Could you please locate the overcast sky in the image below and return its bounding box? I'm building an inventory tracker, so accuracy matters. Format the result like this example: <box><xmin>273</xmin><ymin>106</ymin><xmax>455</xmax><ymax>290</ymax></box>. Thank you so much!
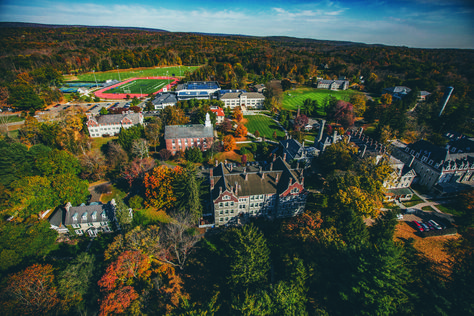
<box><xmin>1</xmin><ymin>0</ymin><xmax>473</xmax><ymax>49</ymax></box>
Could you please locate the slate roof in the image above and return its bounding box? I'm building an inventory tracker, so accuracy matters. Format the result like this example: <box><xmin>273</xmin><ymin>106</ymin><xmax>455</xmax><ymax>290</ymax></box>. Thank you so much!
<box><xmin>49</xmin><ymin>202</ymin><xmax>115</xmax><ymax>227</ymax></box>
<box><xmin>448</xmin><ymin>138</ymin><xmax>474</xmax><ymax>153</ymax></box>
<box><xmin>317</xmin><ymin>79</ymin><xmax>348</xmax><ymax>85</ymax></box>
<box><xmin>152</xmin><ymin>92</ymin><xmax>177</xmax><ymax>105</ymax></box>
<box><xmin>220</xmin><ymin>92</ymin><xmax>265</xmax><ymax>100</ymax></box>
<box><xmin>93</xmin><ymin>113</ymin><xmax>142</xmax><ymax>125</ymax></box>
<box><xmin>280</xmin><ymin>139</ymin><xmax>304</xmax><ymax>160</ymax></box>
<box><xmin>384</xmin><ymin>86</ymin><xmax>412</xmax><ymax>94</ymax></box>
<box><xmin>210</xmin><ymin>157</ymin><xmax>301</xmax><ymax>200</ymax></box>
<box><xmin>164</xmin><ymin>124</ymin><xmax>213</xmax><ymax>139</ymax></box>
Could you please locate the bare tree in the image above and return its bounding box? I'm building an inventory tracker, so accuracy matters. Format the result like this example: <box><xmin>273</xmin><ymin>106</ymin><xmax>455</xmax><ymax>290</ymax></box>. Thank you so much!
<box><xmin>0</xmin><ymin>115</ymin><xmax>9</xmax><ymax>137</ymax></box>
<box><xmin>106</xmin><ymin>141</ymin><xmax>129</xmax><ymax>169</ymax></box>
<box><xmin>145</xmin><ymin>119</ymin><xmax>162</xmax><ymax>153</ymax></box>
<box><xmin>131</xmin><ymin>138</ymin><xmax>149</xmax><ymax>160</ymax></box>
<box><xmin>157</xmin><ymin>213</ymin><xmax>202</xmax><ymax>270</ymax></box>
<box><xmin>79</xmin><ymin>150</ymin><xmax>106</xmax><ymax>181</ymax></box>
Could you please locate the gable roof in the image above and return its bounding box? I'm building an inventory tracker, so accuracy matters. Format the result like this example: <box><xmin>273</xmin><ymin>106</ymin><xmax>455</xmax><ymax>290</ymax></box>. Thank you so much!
<box><xmin>49</xmin><ymin>201</ymin><xmax>115</xmax><ymax>227</ymax></box>
<box><xmin>152</xmin><ymin>92</ymin><xmax>177</xmax><ymax>105</ymax></box>
<box><xmin>90</xmin><ymin>112</ymin><xmax>142</xmax><ymax>125</ymax></box>
<box><xmin>220</xmin><ymin>92</ymin><xmax>265</xmax><ymax>100</ymax></box>
<box><xmin>280</xmin><ymin>139</ymin><xmax>304</xmax><ymax>160</ymax></box>
<box><xmin>164</xmin><ymin>124</ymin><xmax>214</xmax><ymax>139</ymax></box>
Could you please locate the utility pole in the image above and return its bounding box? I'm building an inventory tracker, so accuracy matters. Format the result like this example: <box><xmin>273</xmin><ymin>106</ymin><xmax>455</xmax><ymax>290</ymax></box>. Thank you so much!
<box><xmin>116</xmin><ymin>65</ymin><xmax>121</xmax><ymax>81</ymax></box>
<box><xmin>93</xmin><ymin>70</ymin><xmax>98</xmax><ymax>88</ymax></box>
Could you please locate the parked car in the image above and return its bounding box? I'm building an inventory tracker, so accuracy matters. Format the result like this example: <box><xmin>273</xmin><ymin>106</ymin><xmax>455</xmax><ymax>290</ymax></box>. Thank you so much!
<box><xmin>421</xmin><ymin>222</ymin><xmax>431</xmax><ymax>231</ymax></box>
<box><xmin>428</xmin><ymin>220</ymin><xmax>442</xmax><ymax>230</ymax></box>
<box><xmin>413</xmin><ymin>221</ymin><xmax>424</xmax><ymax>232</ymax></box>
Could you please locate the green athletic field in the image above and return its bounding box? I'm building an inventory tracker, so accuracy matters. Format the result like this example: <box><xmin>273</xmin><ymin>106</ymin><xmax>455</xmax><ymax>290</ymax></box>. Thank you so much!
<box><xmin>282</xmin><ymin>87</ymin><xmax>357</xmax><ymax>112</ymax></box>
<box><xmin>67</xmin><ymin>66</ymin><xmax>200</xmax><ymax>82</ymax></box>
<box><xmin>244</xmin><ymin>115</ymin><xmax>286</xmax><ymax>140</ymax></box>
<box><xmin>104</xmin><ymin>79</ymin><xmax>169</xmax><ymax>95</ymax></box>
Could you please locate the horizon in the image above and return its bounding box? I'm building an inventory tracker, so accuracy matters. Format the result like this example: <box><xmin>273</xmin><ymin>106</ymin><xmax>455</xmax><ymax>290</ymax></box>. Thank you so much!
<box><xmin>0</xmin><ymin>0</ymin><xmax>473</xmax><ymax>50</ymax></box>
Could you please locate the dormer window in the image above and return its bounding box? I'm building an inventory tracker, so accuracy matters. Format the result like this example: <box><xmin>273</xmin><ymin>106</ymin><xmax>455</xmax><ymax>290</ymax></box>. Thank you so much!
<box><xmin>92</xmin><ymin>211</ymin><xmax>97</xmax><ymax>220</ymax></box>
<box><xmin>101</xmin><ymin>211</ymin><xmax>107</xmax><ymax>219</ymax></box>
<box><xmin>410</xmin><ymin>150</ymin><xmax>415</xmax><ymax>155</ymax></box>
<box><xmin>72</xmin><ymin>213</ymin><xmax>78</xmax><ymax>221</ymax></box>
<box><xmin>405</xmin><ymin>147</ymin><xmax>409</xmax><ymax>152</ymax></box>
<box><xmin>416</xmin><ymin>153</ymin><xmax>420</xmax><ymax>158</ymax></box>
<box><xmin>82</xmin><ymin>212</ymin><xmax>88</xmax><ymax>220</ymax></box>
<box><xmin>429</xmin><ymin>160</ymin><xmax>434</xmax><ymax>165</ymax></box>
<box><xmin>223</xmin><ymin>195</ymin><xmax>230</xmax><ymax>200</ymax></box>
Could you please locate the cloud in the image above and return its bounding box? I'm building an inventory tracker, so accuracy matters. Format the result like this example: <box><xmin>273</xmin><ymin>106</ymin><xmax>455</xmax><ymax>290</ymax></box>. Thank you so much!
<box><xmin>0</xmin><ymin>1</ymin><xmax>472</xmax><ymax>48</ymax></box>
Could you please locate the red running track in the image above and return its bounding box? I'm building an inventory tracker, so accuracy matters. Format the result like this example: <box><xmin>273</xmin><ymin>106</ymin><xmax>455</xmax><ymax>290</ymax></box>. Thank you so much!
<box><xmin>94</xmin><ymin>77</ymin><xmax>179</xmax><ymax>100</ymax></box>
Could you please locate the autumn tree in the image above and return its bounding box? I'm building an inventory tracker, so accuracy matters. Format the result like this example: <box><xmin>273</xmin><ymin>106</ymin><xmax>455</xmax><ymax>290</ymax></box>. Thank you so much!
<box><xmin>349</xmin><ymin>93</ymin><xmax>367</xmax><ymax>116</ymax></box>
<box><xmin>121</xmin><ymin>157</ymin><xmax>155</xmax><ymax>188</ymax></box>
<box><xmin>144</xmin><ymin>165</ymin><xmax>183</xmax><ymax>210</ymax></box>
<box><xmin>223</xmin><ymin>135</ymin><xmax>236</xmax><ymax>152</ymax></box>
<box><xmin>254</xmin><ymin>129</ymin><xmax>260</xmax><ymax>138</ymax></box>
<box><xmin>220</xmin><ymin>118</ymin><xmax>233</xmax><ymax>134</ymax></box>
<box><xmin>235</xmin><ymin>123</ymin><xmax>248</xmax><ymax>137</ymax></box>
<box><xmin>159</xmin><ymin>148</ymin><xmax>172</xmax><ymax>161</ymax></box>
<box><xmin>2</xmin><ymin>264</ymin><xmax>59</xmax><ymax>315</ymax></box>
<box><xmin>381</xmin><ymin>93</ymin><xmax>393</xmax><ymax>105</ymax></box>
<box><xmin>328</xmin><ymin>100</ymin><xmax>355</xmax><ymax>129</ymax></box>
<box><xmin>294</xmin><ymin>114</ymin><xmax>309</xmax><ymax>131</ymax></box>
<box><xmin>105</xmin><ymin>141</ymin><xmax>128</xmax><ymax>171</ymax></box>
<box><xmin>79</xmin><ymin>149</ymin><xmax>106</xmax><ymax>181</ymax></box>
<box><xmin>233</xmin><ymin>107</ymin><xmax>243</xmax><ymax>122</ymax></box>
<box><xmin>241</xmin><ymin>154</ymin><xmax>247</xmax><ymax>165</ymax></box>
<box><xmin>162</xmin><ymin>106</ymin><xmax>190</xmax><ymax>126</ymax></box>
<box><xmin>131</xmin><ymin>138</ymin><xmax>149</xmax><ymax>159</ymax></box>
<box><xmin>145</xmin><ymin>117</ymin><xmax>162</xmax><ymax>152</ymax></box>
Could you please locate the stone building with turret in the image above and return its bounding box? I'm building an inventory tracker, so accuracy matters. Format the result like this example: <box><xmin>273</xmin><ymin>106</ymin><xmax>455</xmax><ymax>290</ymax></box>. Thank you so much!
<box><xmin>209</xmin><ymin>156</ymin><xmax>308</xmax><ymax>226</ymax></box>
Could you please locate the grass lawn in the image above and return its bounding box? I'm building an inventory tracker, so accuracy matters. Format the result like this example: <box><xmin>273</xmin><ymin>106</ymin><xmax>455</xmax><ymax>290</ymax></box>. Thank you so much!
<box><xmin>133</xmin><ymin>208</ymin><xmax>172</xmax><ymax>226</ymax></box>
<box><xmin>422</xmin><ymin>206</ymin><xmax>436</xmax><ymax>212</ymax></box>
<box><xmin>66</xmin><ymin>66</ymin><xmax>200</xmax><ymax>82</ymax></box>
<box><xmin>0</xmin><ymin>115</ymin><xmax>24</xmax><ymax>123</ymax></box>
<box><xmin>91</xmin><ymin>136</ymin><xmax>118</xmax><ymax>151</ymax></box>
<box><xmin>282</xmin><ymin>87</ymin><xmax>358</xmax><ymax>112</ymax></box>
<box><xmin>101</xmin><ymin>185</ymin><xmax>126</xmax><ymax>204</ymax></box>
<box><xmin>104</xmin><ymin>79</ymin><xmax>168</xmax><ymax>94</ymax></box>
<box><xmin>402</xmin><ymin>194</ymin><xmax>424</xmax><ymax>207</ymax></box>
<box><xmin>437</xmin><ymin>204</ymin><xmax>463</xmax><ymax>217</ymax></box>
<box><xmin>243</xmin><ymin>115</ymin><xmax>285</xmax><ymax>140</ymax></box>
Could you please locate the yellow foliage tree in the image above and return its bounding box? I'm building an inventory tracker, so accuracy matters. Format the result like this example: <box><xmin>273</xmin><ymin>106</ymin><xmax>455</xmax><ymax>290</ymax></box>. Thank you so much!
<box><xmin>381</xmin><ymin>93</ymin><xmax>393</xmax><ymax>105</ymax></box>
<box><xmin>233</xmin><ymin>107</ymin><xmax>243</xmax><ymax>122</ymax></box>
<box><xmin>144</xmin><ymin>165</ymin><xmax>183</xmax><ymax>210</ymax></box>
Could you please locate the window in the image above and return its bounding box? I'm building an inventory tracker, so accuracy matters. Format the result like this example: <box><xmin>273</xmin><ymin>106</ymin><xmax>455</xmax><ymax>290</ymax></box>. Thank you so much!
<box><xmin>219</xmin><ymin>202</ymin><xmax>223</xmax><ymax>207</ymax></box>
<box><xmin>225</xmin><ymin>217</ymin><xmax>229</xmax><ymax>221</ymax></box>
<box><xmin>219</xmin><ymin>211</ymin><xmax>223</xmax><ymax>215</ymax></box>
<box><xmin>231</xmin><ymin>202</ymin><xmax>234</xmax><ymax>206</ymax></box>
<box><xmin>225</xmin><ymin>210</ymin><xmax>229</xmax><ymax>214</ymax></box>
<box><xmin>219</xmin><ymin>218</ymin><xmax>223</xmax><ymax>222</ymax></box>
<box><xmin>82</xmin><ymin>212</ymin><xmax>88</xmax><ymax>220</ymax></box>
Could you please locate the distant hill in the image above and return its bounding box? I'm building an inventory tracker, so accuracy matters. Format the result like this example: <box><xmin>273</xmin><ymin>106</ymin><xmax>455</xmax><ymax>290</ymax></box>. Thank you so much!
<box><xmin>0</xmin><ymin>22</ymin><xmax>169</xmax><ymax>33</ymax></box>
<box><xmin>0</xmin><ymin>21</ymin><xmax>380</xmax><ymax>48</ymax></box>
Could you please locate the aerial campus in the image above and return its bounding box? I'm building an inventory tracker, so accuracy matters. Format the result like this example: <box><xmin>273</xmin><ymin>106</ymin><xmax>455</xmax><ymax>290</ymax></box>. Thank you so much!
<box><xmin>0</xmin><ymin>23</ymin><xmax>473</xmax><ymax>316</ymax></box>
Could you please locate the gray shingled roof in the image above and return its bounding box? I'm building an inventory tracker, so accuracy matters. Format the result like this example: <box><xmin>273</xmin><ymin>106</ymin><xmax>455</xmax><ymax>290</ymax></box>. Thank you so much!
<box><xmin>164</xmin><ymin>124</ymin><xmax>214</xmax><ymax>139</ymax></box>
<box><xmin>220</xmin><ymin>92</ymin><xmax>264</xmax><ymax>100</ymax></box>
<box><xmin>280</xmin><ymin>139</ymin><xmax>304</xmax><ymax>160</ymax></box>
<box><xmin>152</xmin><ymin>92</ymin><xmax>177</xmax><ymax>105</ymax></box>
<box><xmin>48</xmin><ymin>202</ymin><xmax>115</xmax><ymax>227</ymax></box>
<box><xmin>94</xmin><ymin>113</ymin><xmax>142</xmax><ymax>125</ymax></box>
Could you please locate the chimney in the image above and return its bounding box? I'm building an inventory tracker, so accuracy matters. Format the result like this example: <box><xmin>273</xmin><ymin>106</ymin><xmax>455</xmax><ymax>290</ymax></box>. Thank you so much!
<box><xmin>296</xmin><ymin>162</ymin><xmax>299</xmax><ymax>170</ymax></box>
<box><xmin>283</xmin><ymin>153</ymin><xmax>287</xmax><ymax>161</ymax></box>
<box><xmin>224</xmin><ymin>159</ymin><xmax>227</xmax><ymax>165</ymax></box>
<box><xmin>65</xmin><ymin>202</ymin><xmax>72</xmax><ymax>213</ymax></box>
<box><xmin>286</xmin><ymin>142</ymin><xmax>289</xmax><ymax>148</ymax></box>
<box><xmin>360</xmin><ymin>127</ymin><xmax>364</xmax><ymax>136</ymax></box>
<box><xmin>210</xmin><ymin>178</ymin><xmax>214</xmax><ymax>189</ymax></box>
<box><xmin>245</xmin><ymin>173</ymin><xmax>248</xmax><ymax>181</ymax></box>
<box><xmin>239</xmin><ymin>185</ymin><xmax>241</xmax><ymax>192</ymax></box>
<box><xmin>289</xmin><ymin>178</ymin><xmax>293</xmax><ymax>185</ymax></box>
<box><xmin>261</xmin><ymin>172</ymin><xmax>265</xmax><ymax>179</ymax></box>
<box><xmin>210</xmin><ymin>169</ymin><xmax>213</xmax><ymax>177</ymax></box>
<box><xmin>273</xmin><ymin>154</ymin><xmax>276</xmax><ymax>162</ymax></box>
<box><xmin>318</xmin><ymin>119</ymin><xmax>326</xmax><ymax>142</ymax></box>
<box><xmin>215</xmin><ymin>160</ymin><xmax>218</xmax><ymax>167</ymax></box>
<box><xmin>361</xmin><ymin>145</ymin><xmax>367</xmax><ymax>157</ymax></box>
<box><xmin>270</xmin><ymin>163</ymin><xmax>273</xmax><ymax>171</ymax></box>
<box><xmin>230</xmin><ymin>164</ymin><xmax>233</xmax><ymax>172</ymax></box>
<box><xmin>275</xmin><ymin>174</ymin><xmax>279</xmax><ymax>183</ymax></box>
<box><xmin>219</xmin><ymin>187</ymin><xmax>222</xmax><ymax>195</ymax></box>
<box><xmin>409</xmin><ymin>155</ymin><xmax>415</xmax><ymax>167</ymax></box>
<box><xmin>347</xmin><ymin>135</ymin><xmax>351</xmax><ymax>144</ymax></box>
<box><xmin>301</xmin><ymin>176</ymin><xmax>304</xmax><ymax>184</ymax></box>
<box><xmin>235</xmin><ymin>181</ymin><xmax>238</xmax><ymax>193</ymax></box>
<box><xmin>333</xmin><ymin>130</ymin><xmax>338</xmax><ymax>144</ymax></box>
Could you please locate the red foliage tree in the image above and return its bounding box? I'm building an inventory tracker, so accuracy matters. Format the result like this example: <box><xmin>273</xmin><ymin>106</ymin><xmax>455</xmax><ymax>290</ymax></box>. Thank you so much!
<box><xmin>330</xmin><ymin>100</ymin><xmax>355</xmax><ymax>129</ymax></box>
<box><xmin>241</xmin><ymin>154</ymin><xmax>247</xmax><ymax>165</ymax></box>
<box><xmin>2</xmin><ymin>264</ymin><xmax>59</xmax><ymax>315</ymax></box>
<box><xmin>99</xmin><ymin>286</ymin><xmax>139</xmax><ymax>316</ymax></box>
<box><xmin>235</xmin><ymin>123</ymin><xmax>248</xmax><ymax>137</ymax></box>
<box><xmin>122</xmin><ymin>157</ymin><xmax>155</xmax><ymax>187</ymax></box>
<box><xmin>294</xmin><ymin>114</ymin><xmax>309</xmax><ymax>131</ymax></box>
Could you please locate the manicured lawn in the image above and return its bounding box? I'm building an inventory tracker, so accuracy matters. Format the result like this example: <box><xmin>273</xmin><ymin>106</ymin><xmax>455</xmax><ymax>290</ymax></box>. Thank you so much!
<box><xmin>403</xmin><ymin>194</ymin><xmax>424</xmax><ymax>207</ymax></box>
<box><xmin>104</xmin><ymin>79</ymin><xmax>168</xmax><ymax>94</ymax></box>
<box><xmin>422</xmin><ymin>206</ymin><xmax>436</xmax><ymax>212</ymax></box>
<box><xmin>282</xmin><ymin>87</ymin><xmax>358</xmax><ymax>112</ymax></box>
<box><xmin>66</xmin><ymin>66</ymin><xmax>200</xmax><ymax>82</ymax></box>
<box><xmin>243</xmin><ymin>115</ymin><xmax>286</xmax><ymax>140</ymax></box>
<box><xmin>91</xmin><ymin>136</ymin><xmax>118</xmax><ymax>151</ymax></box>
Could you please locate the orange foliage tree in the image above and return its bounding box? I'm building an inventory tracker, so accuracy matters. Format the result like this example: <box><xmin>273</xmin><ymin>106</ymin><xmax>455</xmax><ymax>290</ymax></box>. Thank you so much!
<box><xmin>99</xmin><ymin>286</ymin><xmax>139</xmax><ymax>316</ymax></box>
<box><xmin>2</xmin><ymin>264</ymin><xmax>59</xmax><ymax>315</ymax></box>
<box><xmin>235</xmin><ymin>123</ymin><xmax>248</xmax><ymax>137</ymax></box>
<box><xmin>380</xmin><ymin>93</ymin><xmax>393</xmax><ymax>105</ymax></box>
<box><xmin>223</xmin><ymin>135</ymin><xmax>236</xmax><ymax>152</ymax></box>
<box><xmin>144</xmin><ymin>165</ymin><xmax>183</xmax><ymax>210</ymax></box>
<box><xmin>233</xmin><ymin>107</ymin><xmax>243</xmax><ymax>122</ymax></box>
